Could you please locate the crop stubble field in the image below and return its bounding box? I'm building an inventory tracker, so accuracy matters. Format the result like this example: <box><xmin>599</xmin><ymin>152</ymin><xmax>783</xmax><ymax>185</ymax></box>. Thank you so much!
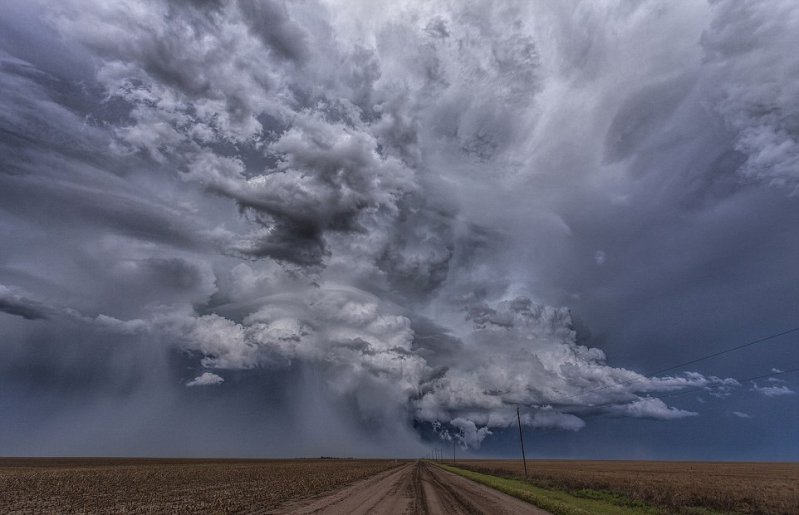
<box><xmin>3</xmin><ymin>458</ymin><xmax>798</xmax><ymax>514</ymax></box>
<box><xmin>0</xmin><ymin>458</ymin><xmax>401</xmax><ymax>513</ymax></box>
<box><xmin>456</xmin><ymin>460</ymin><xmax>799</xmax><ymax>514</ymax></box>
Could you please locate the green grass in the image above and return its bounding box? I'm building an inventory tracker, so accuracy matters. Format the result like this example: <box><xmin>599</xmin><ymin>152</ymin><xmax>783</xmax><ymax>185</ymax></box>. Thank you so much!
<box><xmin>435</xmin><ymin>463</ymin><xmax>667</xmax><ymax>515</ymax></box>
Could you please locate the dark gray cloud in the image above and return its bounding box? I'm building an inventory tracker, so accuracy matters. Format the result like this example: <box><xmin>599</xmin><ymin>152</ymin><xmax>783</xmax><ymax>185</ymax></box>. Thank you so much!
<box><xmin>0</xmin><ymin>286</ymin><xmax>50</xmax><ymax>320</ymax></box>
<box><xmin>238</xmin><ymin>0</ymin><xmax>310</xmax><ymax>63</ymax></box>
<box><xmin>1</xmin><ymin>0</ymin><xmax>798</xmax><ymax>458</ymax></box>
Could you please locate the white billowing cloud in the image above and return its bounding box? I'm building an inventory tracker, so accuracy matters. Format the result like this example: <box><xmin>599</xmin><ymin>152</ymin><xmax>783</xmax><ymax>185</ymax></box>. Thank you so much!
<box><xmin>701</xmin><ymin>0</ymin><xmax>799</xmax><ymax>188</ymax></box>
<box><xmin>412</xmin><ymin>298</ymin><xmax>724</xmax><ymax>433</ymax></box>
<box><xmin>751</xmin><ymin>383</ymin><xmax>796</xmax><ymax>397</ymax></box>
<box><xmin>37</xmin><ymin>284</ymin><xmax>723</xmax><ymax>446</ymax></box>
<box><xmin>186</xmin><ymin>372</ymin><xmax>224</xmax><ymax>387</ymax></box>
<box><xmin>135</xmin><ymin>293</ymin><xmax>723</xmax><ymax>443</ymax></box>
<box><xmin>161</xmin><ymin>285</ymin><xmax>427</xmax><ymax>420</ymax></box>
<box><xmin>2</xmin><ymin>0</ymin><xmax>795</xmax><ymax>454</ymax></box>
<box><xmin>183</xmin><ymin>112</ymin><xmax>416</xmax><ymax>265</ymax></box>
<box><xmin>606</xmin><ymin>397</ymin><xmax>697</xmax><ymax>420</ymax></box>
<box><xmin>450</xmin><ymin>418</ymin><xmax>492</xmax><ymax>449</ymax></box>
<box><xmin>52</xmin><ymin>0</ymin><xmax>280</xmax><ymax>144</ymax></box>
<box><xmin>732</xmin><ymin>411</ymin><xmax>752</xmax><ymax>419</ymax></box>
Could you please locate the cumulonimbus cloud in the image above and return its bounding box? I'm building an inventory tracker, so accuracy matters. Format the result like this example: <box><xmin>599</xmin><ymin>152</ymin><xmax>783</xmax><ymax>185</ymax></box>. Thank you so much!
<box><xmin>1</xmin><ymin>0</ymin><xmax>797</xmax><ymax>453</ymax></box>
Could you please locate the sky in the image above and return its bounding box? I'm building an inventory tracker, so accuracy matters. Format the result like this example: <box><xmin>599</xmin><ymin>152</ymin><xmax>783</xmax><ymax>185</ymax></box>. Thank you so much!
<box><xmin>0</xmin><ymin>0</ymin><xmax>797</xmax><ymax>460</ymax></box>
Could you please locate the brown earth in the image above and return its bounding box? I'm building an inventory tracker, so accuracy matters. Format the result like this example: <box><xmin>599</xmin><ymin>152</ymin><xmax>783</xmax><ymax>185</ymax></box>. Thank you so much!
<box><xmin>275</xmin><ymin>460</ymin><xmax>549</xmax><ymax>514</ymax></box>
<box><xmin>4</xmin><ymin>457</ymin><xmax>796</xmax><ymax>514</ymax></box>
<box><xmin>456</xmin><ymin>459</ymin><xmax>799</xmax><ymax>514</ymax></box>
<box><xmin>0</xmin><ymin>458</ymin><xmax>402</xmax><ymax>513</ymax></box>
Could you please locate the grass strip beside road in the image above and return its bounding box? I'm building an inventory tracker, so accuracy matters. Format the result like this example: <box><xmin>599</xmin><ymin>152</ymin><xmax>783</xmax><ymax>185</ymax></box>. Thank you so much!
<box><xmin>436</xmin><ymin>463</ymin><xmax>709</xmax><ymax>515</ymax></box>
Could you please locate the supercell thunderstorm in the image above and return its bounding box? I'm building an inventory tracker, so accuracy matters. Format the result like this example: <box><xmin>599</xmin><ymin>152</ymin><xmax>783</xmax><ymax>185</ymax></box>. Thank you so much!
<box><xmin>1</xmin><ymin>0</ymin><xmax>798</xmax><ymax>453</ymax></box>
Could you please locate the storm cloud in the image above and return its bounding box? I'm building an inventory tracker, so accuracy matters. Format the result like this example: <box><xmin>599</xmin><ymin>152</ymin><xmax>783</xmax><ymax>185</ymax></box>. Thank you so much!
<box><xmin>1</xmin><ymin>0</ymin><xmax>798</xmax><ymax>457</ymax></box>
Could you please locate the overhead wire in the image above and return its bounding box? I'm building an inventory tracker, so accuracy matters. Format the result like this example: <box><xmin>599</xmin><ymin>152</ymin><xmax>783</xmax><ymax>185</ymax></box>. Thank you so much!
<box><xmin>548</xmin><ymin>325</ymin><xmax>799</xmax><ymax>405</ymax></box>
<box><xmin>656</xmin><ymin>366</ymin><xmax>799</xmax><ymax>400</ymax></box>
<box><xmin>646</xmin><ymin>326</ymin><xmax>799</xmax><ymax>377</ymax></box>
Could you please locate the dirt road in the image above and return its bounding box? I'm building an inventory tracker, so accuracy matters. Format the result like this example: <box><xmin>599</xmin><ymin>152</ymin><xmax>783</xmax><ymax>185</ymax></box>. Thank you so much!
<box><xmin>273</xmin><ymin>461</ymin><xmax>550</xmax><ymax>514</ymax></box>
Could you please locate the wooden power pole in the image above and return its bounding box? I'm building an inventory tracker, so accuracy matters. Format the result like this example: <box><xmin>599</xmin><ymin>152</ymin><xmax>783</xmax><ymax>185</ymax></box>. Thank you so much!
<box><xmin>516</xmin><ymin>406</ymin><xmax>528</xmax><ymax>479</ymax></box>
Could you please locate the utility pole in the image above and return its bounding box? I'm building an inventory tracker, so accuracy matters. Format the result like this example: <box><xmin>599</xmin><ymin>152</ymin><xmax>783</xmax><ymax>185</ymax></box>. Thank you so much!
<box><xmin>516</xmin><ymin>406</ymin><xmax>527</xmax><ymax>479</ymax></box>
<box><xmin>517</xmin><ymin>406</ymin><xmax>528</xmax><ymax>479</ymax></box>
<box><xmin>452</xmin><ymin>439</ymin><xmax>455</xmax><ymax>465</ymax></box>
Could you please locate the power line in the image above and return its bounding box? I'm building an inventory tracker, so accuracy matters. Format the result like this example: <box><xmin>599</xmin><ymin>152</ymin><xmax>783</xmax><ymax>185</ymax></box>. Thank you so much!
<box><xmin>443</xmin><ymin>326</ymin><xmax>798</xmax><ymax>446</ymax></box>
<box><xmin>572</xmin><ymin>366</ymin><xmax>799</xmax><ymax>414</ymax></box>
<box><xmin>554</xmin><ymin>325</ymin><xmax>799</xmax><ymax>404</ymax></box>
<box><xmin>647</xmin><ymin>326</ymin><xmax>799</xmax><ymax>376</ymax></box>
<box><xmin>656</xmin><ymin>366</ymin><xmax>799</xmax><ymax>400</ymax></box>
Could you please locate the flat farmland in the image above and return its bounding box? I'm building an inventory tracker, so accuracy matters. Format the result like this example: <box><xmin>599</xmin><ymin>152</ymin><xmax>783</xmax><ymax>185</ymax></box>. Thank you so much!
<box><xmin>455</xmin><ymin>460</ymin><xmax>799</xmax><ymax>514</ymax></box>
<box><xmin>0</xmin><ymin>458</ymin><xmax>402</xmax><ymax>514</ymax></box>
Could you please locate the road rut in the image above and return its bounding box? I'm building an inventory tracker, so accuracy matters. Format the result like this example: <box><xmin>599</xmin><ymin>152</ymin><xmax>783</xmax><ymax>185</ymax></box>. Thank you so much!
<box><xmin>272</xmin><ymin>461</ymin><xmax>550</xmax><ymax>514</ymax></box>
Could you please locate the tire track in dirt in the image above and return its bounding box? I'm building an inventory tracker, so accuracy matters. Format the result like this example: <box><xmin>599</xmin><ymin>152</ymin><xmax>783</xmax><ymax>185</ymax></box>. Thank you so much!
<box><xmin>273</xmin><ymin>461</ymin><xmax>549</xmax><ymax>514</ymax></box>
